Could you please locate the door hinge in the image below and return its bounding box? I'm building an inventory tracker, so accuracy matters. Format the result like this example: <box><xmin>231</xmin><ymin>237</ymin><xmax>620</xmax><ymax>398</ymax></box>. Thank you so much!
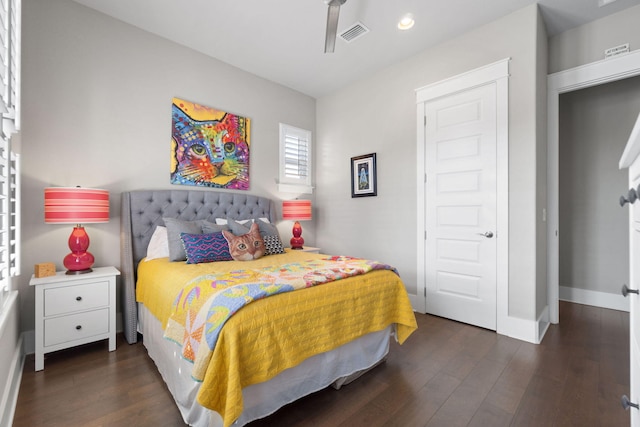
<box><xmin>424</xmin><ymin>116</ymin><xmax>427</xmax><ymax>126</ymax></box>
<box><xmin>424</xmin><ymin>173</ymin><xmax>427</xmax><ymax>183</ymax></box>
<box><xmin>424</xmin><ymin>287</ymin><xmax>427</xmax><ymax>297</ymax></box>
<box><xmin>424</xmin><ymin>231</ymin><xmax>427</xmax><ymax>240</ymax></box>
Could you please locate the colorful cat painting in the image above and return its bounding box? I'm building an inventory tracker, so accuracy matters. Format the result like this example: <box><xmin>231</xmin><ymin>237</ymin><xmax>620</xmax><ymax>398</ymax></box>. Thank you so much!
<box><xmin>222</xmin><ymin>223</ymin><xmax>265</xmax><ymax>261</ymax></box>
<box><xmin>170</xmin><ymin>98</ymin><xmax>250</xmax><ymax>190</ymax></box>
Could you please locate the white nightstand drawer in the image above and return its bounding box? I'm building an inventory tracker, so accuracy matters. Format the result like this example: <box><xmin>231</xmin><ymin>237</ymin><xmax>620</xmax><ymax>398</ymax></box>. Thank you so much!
<box><xmin>44</xmin><ymin>281</ymin><xmax>109</xmax><ymax>317</ymax></box>
<box><xmin>44</xmin><ymin>308</ymin><xmax>109</xmax><ymax>347</ymax></box>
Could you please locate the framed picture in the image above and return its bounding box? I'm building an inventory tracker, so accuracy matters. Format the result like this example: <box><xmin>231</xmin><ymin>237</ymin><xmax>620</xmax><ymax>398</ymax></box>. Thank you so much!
<box><xmin>170</xmin><ymin>97</ymin><xmax>251</xmax><ymax>190</ymax></box>
<box><xmin>351</xmin><ymin>153</ymin><xmax>377</xmax><ymax>198</ymax></box>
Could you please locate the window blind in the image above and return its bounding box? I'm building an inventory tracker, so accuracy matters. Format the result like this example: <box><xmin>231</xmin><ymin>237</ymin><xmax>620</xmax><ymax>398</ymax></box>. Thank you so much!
<box><xmin>284</xmin><ymin>133</ymin><xmax>309</xmax><ymax>180</ymax></box>
<box><xmin>279</xmin><ymin>123</ymin><xmax>312</xmax><ymax>193</ymax></box>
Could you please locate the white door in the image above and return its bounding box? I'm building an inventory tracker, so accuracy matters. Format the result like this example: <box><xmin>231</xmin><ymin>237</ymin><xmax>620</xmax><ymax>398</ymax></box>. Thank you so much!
<box><xmin>630</xmin><ymin>180</ymin><xmax>640</xmax><ymax>426</ymax></box>
<box><xmin>627</xmin><ymin>162</ymin><xmax>640</xmax><ymax>426</ymax></box>
<box><xmin>424</xmin><ymin>83</ymin><xmax>497</xmax><ymax>330</ymax></box>
<box><xmin>620</xmin><ymin>113</ymin><xmax>640</xmax><ymax>425</ymax></box>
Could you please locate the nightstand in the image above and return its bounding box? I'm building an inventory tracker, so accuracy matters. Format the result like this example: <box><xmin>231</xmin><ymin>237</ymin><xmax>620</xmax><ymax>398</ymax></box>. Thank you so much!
<box><xmin>297</xmin><ymin>246</ymin><xmax>320</xmax><ymax>253</ymax></box>
<box><xmin>30</xmin><ymin>266</ymin><xmax>120</xmax><ymax>371</ymax></box>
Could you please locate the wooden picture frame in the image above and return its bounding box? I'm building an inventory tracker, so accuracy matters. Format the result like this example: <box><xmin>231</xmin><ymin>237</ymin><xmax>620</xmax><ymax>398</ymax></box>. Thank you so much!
<box><xmin>351</xmin><ymin>153</ymin><xmax>377</xmax><ymax>198</ymax></box>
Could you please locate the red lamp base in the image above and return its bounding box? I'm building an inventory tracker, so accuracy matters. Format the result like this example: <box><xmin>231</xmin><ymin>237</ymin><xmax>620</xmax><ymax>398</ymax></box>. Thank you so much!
<box><xmin>63</xmin><ymin>226</ymin><xmax>95</xmax><ymax>275</ymax></box>
<box><xmin>290</xmin><ymin>221</ymin><xmax>305</xmax><ymax>250</ymax></box>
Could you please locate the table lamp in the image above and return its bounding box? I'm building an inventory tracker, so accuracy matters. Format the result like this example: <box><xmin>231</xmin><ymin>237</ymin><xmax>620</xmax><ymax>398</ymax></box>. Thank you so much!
<box><xmin>282</xmin><ymin>199</ymin><xmax>312</xmax><ymax>250</ymax></box>
<box><xmin>44</xmin><ymin>187</ymin><xmax>110</xmax><ymax>274</ymax></box>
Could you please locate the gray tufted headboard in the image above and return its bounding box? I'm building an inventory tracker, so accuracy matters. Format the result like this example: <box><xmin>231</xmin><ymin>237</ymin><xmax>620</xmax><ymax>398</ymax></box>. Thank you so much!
<box><xmin>120</xmin><ymin>189</ymin><xmax>277</xmax><ymax>344</ymax></box>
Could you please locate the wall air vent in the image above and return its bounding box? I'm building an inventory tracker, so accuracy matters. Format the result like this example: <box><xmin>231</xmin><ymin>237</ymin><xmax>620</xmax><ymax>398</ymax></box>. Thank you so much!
<box><xmin>338</xmin><ymin>21</ymin><xmax>369</xmax><ymax>43</ymax></box>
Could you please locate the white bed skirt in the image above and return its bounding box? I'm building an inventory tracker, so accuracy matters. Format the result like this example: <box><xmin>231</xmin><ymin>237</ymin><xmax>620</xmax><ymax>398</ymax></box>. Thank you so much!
<box><xmin>138</xmin><ymin>303</ymin><xmax>392</xmax><ymax>426</ymax></box>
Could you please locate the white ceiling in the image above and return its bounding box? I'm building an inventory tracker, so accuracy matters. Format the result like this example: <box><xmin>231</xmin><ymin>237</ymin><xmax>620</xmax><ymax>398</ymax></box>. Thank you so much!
<box><xmin>71</xmin><ymin>0</ymin><xmax>640</xmax><ymax>98</ymax></box>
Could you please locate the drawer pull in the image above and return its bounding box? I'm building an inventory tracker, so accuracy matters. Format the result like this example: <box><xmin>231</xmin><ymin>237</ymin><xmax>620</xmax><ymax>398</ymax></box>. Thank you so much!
<box><xmin>75</xmin><ymin>325</ymin><xmax>82</xmax><ymax>330</ymax></box>
<box><xmin>76</xmin><ymin>296</ymin><xmax>82</xmax><ymax>301</ymax></box>
<box><xmin>620</xmin><ymin>188</ymin><xmax>638</xmax><ymax>206</ymax></box>
<box><xmin>622</xmin><ymin>284</ymin><xmax>639</xmax><ymax>297</ymax></box>
<box><xmin>622</xmin><ymin>395</ymin><xmax>639</xmax><ymax>410</ymax></box>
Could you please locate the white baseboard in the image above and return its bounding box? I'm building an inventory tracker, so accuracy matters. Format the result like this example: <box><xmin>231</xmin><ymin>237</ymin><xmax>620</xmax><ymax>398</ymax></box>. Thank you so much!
<box><xmin>559</xmin><ymin>285</ymin><xmax>629</xmax><ymax>312</ymax></box>
<box><xmin>537</xmin><ymin>305</ymin><xmax>550</xmax><ymax>343</ymax></box>
<box><xmin>0</xmin><ymin>291</ymin><xmax>24</xmax><ymax>426</ymax></box>
<box><xmin>0</xmin><ymin>325</ymin><xmax>24</xmax><ymax>427</ymax></box>
<box><xmin>414</xmin><ymin>294</ymin><xmax>546</xmax><ymax>344</ymax></box>
<box><xmin>498</xmin><ymin>313</ymin><xmax>545</xmax><ymax>344</ymax></box>
<box><xmin>408</xmin><ymin>294</ymin><xmax>426</xmax><ymax>314</ymax></box>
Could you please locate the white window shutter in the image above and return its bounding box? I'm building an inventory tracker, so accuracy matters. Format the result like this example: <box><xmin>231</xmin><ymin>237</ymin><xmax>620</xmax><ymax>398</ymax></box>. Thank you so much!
<box><xmin>0</xmin><ymin>137</ymin><xmax>9</xmax><ymax>295</ymax></box>
<box><xmin>9</xmin><ymin>149</ymin><xmax>18</xmax><ymax>277</ymax></box>
<box><xmin>0</xmin><ymin>0</ymin><xmax>19</xmax><ymax>305</ymax></box>
<box><xmin>279</xmin><ymin>123</ymin><xmax>313</xmax><ymax>194</ymax></box>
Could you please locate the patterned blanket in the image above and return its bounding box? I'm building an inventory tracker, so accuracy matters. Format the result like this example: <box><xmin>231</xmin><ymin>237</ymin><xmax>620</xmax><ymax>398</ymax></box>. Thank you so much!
<box><xmin>163</xmin><ymin>256</ymin><xmax>398</xmax><ymax>381</ymax></box>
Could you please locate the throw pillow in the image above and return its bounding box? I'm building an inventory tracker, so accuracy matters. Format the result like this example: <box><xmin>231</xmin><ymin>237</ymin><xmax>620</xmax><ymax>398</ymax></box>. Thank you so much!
<box><xmin>225</xmin><ymin>218</ymin><xmax>252</xmax><ymax>236</ymax></box>
<box><xmin>262</xmin><ymin>234</ymin><xmax>286</xmax><ymax>255</ymax></box>
<box><xmin>201</xmin><ymin>222</ymin><xmax>229</xmax><ymax>234</ymax></box>
<box><xmin>215</xmin><ymin>217</ymin><xmax>269</xmax><ymax>225</ymax></box>
<box><xmin>222</xmin><ymin>222</ymin><xmax>265</xmax><ymax>261</ymax></box>
<box><xmin>163</xmin><ymin>218</ymin><xmax>205</xmax><ymax>262</ymax></box>
<box><xmin>145</xmin><ymin>226</ymin><xmax>169</xmax><ymax>261</ymax></box>
<box><xmin>255</xmin><ymin>219</ymin><xmax>285</xmax><ymax>255</ymax></box>
<box><xmin>180</xmin><ymin>232</ymin><xmax>233</xmax><ymax>264</ymax></box>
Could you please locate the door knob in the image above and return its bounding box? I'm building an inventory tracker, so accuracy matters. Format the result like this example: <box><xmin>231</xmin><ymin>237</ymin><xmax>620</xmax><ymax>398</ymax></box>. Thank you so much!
<box><xmin>622</xmin><ymin>284</ymin><xmax>639</xmax><ymax>297</ymax></box>
<box><xmin>619</xmin><ymin>188</ymin><xmax>638</xmax><ymax>206</ymax></box>
<box><xmin>477</xmin><ymin>231</ymin><xmax>494</xmax><ymax>238</ymax></box>
<box><xmin>621</xmin><ymin>395</ymin><xmax>639</xmax><ymax>410</ymax></box>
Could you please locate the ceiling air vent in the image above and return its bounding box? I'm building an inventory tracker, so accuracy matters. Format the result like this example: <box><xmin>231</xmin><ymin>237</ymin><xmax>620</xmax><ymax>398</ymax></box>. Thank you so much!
<box><xmin>338</xmin><ymin>21</ymin><xmax>369</xmax><ymax>43</ymax></box>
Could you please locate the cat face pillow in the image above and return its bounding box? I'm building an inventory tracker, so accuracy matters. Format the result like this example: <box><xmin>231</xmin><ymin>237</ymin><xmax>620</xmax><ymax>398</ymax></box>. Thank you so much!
<box><xmin>222</xmin><ymin>222</ymin><xmax>265</xmax><ymax>261</ymax></box>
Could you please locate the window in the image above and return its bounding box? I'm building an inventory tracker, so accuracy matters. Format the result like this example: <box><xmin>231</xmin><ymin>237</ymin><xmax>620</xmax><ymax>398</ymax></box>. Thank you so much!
<box><xmin>0</xmin><ymin>0</ymin><xmax>20</xmax><ymax>310</ymax></box>
<box><xmin>278</xmin><ymin>123</ymin><xmax>313</xmax><ymax>194</ymax></box>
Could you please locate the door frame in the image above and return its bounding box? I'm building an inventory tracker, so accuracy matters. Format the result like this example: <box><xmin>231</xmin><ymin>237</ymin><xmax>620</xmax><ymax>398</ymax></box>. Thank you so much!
<box><xmin>415</xmin><ymin>58</ymin><xmax>509</xmax><ymax>336</ymax></box>
<box><xmin>547</xmin><ymin>49</ymin><xmax>640</xmax><ymax>324</ymax></box>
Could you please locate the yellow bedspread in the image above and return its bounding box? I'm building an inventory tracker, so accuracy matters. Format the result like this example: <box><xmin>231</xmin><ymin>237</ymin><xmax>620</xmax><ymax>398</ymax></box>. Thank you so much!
<box><xmin>137</xmin><ymin>250</ymin><xmax>417</xmax><ymax>427</ymax></box>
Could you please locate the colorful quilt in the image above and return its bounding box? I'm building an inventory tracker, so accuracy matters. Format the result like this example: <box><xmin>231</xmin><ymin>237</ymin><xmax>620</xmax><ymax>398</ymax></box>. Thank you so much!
<box><xmin>163</xmin><ymin>256</ymin><xmax>397</xmax><ymax>381</ymax></box>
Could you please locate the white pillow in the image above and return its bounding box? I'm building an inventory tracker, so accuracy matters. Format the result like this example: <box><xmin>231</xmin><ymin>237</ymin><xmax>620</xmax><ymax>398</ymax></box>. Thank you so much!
<box><xmin>145</xmin><ymin>226</ymin><xmax>170</xmax><ymax>261</ymax></box>
<box><xmin>215</xmin><ymin>217</ymin><xmax>269</xmax><ymax>225</ymax></box>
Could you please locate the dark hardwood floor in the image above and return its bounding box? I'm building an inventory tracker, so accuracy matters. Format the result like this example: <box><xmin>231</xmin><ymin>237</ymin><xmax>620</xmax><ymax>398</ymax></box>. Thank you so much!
<box><xmin>14</xmin><ymin>301</ymin><xmax>630</xmax><ymax>426</ymax></box>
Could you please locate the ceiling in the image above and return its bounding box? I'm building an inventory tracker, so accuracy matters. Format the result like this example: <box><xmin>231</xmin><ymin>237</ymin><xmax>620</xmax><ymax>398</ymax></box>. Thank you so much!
<box><xmin>71</xmin><ymin>0</ymin><xmax>640</xmax><ymax>98</ymax></box>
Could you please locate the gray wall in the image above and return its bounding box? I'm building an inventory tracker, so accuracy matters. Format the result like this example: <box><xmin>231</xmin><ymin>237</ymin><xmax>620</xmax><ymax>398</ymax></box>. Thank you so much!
<box><xmin>535</xmin><ymin>7</ymin><xmax>549</xmax><ymax>319</ymax></box>
<box><xmin>19</xmin><ymin>0</ymin><xmax>316</xmax><ymax>333</ymax></box>
<box><xmin>549</xmin><ymin>4</ymin><xmax>640</xmax><ymax>73</ymax></box>
<box><xmin>316</xmin><ymin>4</ymin><xmax>544</xmax><ymax>321</ymax></box>
<box><xmin>559</xmin><ymin>75</ymin><xmax>640</xmax><ymax>294</ymax></box>
<box><xmin>550</xmin><ymin>3</ymin><xmax>640</xmax><ymax>301</ymax></box>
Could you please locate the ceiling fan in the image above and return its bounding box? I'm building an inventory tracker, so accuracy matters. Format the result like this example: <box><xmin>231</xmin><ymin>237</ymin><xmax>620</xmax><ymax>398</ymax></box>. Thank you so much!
<box><xmin>324</xmin><ymin>0</ymin><xmax>347</xmax><ymax>53</ymax></box>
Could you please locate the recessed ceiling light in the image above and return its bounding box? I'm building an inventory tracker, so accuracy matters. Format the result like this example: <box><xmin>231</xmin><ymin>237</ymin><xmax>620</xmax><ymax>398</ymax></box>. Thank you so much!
<box><xmin>398</xmin><ymin>14</ymin><xmax>415</xmax><ymax>30</ymax></box>
<box><xmin>598</xmin><ymin>0</ymin><xmax>618</xmax><ymax>6</ymax></box>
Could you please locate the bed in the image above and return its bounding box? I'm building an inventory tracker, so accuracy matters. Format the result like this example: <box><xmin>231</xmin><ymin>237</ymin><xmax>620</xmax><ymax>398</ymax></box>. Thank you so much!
<box><xmin>120</xmin><ymin>189</ymin><xmax>417</xmax><ymax>427</ymax></box>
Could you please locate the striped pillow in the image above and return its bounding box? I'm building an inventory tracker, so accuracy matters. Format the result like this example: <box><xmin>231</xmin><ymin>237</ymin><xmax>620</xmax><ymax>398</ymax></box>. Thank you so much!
<box><xmin>180</xmin><ymin>232</ymin><xmax>233</xmax><ymax>264</ymax></box>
